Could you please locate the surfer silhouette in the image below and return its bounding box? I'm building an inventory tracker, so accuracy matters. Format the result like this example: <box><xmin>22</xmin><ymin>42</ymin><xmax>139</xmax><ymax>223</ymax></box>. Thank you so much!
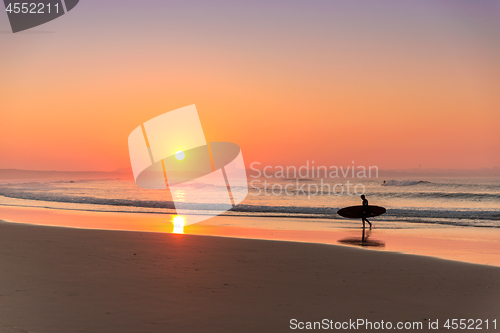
<box><xmin>361</xmin><ymin>194</ymin><xmax>372</xmax><ymax>229</ymax></box>
<box><xmin>337</xmin><ymin>198</ymin><xmax>385</xmax><ymax>230</ymax></box>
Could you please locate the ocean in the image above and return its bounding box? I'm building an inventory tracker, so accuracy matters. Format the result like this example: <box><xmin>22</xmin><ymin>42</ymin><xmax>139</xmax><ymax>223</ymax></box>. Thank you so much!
<box><xmin>0</xmin><ymin>175</ymin><xmax>499</xmax><ymax>229</ymax></box>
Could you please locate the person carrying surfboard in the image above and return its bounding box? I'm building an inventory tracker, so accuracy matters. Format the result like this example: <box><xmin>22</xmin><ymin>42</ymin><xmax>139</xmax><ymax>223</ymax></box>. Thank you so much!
<box><xmin>361</xmin><ymin>195</ymin><xmax>372</xmax><ymax>229</ymax></box>
<box><xmin>337</xmin><ymin>199</ymin><xmax>385</xmax><ymax>229</ymax></box>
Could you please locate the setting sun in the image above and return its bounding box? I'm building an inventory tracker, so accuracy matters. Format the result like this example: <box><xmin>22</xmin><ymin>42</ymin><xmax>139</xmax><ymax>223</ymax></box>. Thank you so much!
<box><xmin>175</xmin><ymin>151</ymin><xmax>185</xmax><ymax>161</ymax></box>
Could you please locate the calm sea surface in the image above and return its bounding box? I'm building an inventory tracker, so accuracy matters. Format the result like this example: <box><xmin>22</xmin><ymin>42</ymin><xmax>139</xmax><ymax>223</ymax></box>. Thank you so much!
<box><xmin>1</xmin><ymin>176</ymin><xmax>499</xmax><ymax>229</ymax></box>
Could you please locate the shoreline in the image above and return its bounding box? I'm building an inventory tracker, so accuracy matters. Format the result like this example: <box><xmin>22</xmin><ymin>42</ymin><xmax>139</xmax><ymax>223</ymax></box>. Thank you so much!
<box><xmin>1</xmin><ymin>194</ymin><xmax>499</xmax><ymax>228</ymax></box>
<box><xmin>1</xmin><ymin>205</ymin><xmax>499</xmax><ymax>267</ymax></box>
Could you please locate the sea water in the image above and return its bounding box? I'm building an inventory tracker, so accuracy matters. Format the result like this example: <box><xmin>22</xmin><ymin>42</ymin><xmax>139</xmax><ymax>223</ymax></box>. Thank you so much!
<box><xmin>0</xmin><ymin>176</ymin><xmax>499</xmax><ymax>229</ymax></box>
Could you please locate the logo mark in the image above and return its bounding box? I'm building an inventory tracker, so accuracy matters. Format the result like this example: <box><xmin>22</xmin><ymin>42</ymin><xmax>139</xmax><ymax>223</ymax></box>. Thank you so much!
<box><xmin>128</xmin><ymin>105</ymin><xmax>248</xmax><ymax>227</ymax></box>
<box><xmin>3</xmin><ymin>0</ymin><xmax>79</xmax><ymax>33</ymax></box>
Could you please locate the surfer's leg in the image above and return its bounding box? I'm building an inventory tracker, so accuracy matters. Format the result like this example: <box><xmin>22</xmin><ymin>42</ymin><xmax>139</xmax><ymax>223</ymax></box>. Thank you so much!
<box><xmin>362</xmin><ymin>217</ymin><xmax>366</xmax><ymax>229</ymax></box>
<box><xmin>366</xmin><ymin>218</ymin><xmax>372</xmax><ymax>229</ymax></box>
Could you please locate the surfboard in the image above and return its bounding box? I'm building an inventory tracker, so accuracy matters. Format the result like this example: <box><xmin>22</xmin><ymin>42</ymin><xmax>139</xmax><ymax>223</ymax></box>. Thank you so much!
<box><xmin>337</xmin><ymin>205</ymin><xmax>386</xmax><ymax>219</ymax></box>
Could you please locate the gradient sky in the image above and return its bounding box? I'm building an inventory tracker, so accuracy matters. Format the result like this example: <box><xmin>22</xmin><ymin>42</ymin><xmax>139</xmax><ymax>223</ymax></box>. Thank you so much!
<box><xmin>1</xmin><ymin>0</ymin><xmax>499</xmax><ymax>171</ymax></box>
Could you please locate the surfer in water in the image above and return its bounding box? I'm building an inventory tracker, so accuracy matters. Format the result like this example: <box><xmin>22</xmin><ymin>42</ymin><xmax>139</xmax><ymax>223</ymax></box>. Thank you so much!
<box><xmin>361</xmin><ymin>194</ymin><xmax>372</xmax><ymax>229</ymax></box>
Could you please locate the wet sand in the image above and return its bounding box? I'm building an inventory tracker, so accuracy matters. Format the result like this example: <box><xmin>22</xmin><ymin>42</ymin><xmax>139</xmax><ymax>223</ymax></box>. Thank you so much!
<box><xmin>1</xmin><ymin>205</ymin><xmax>499</xmax><ymax>266</ymax></box>
<box><xmin>0</xmin><ymin>217</ymin><xmax>499</xmax><ymax>332</ymax></box>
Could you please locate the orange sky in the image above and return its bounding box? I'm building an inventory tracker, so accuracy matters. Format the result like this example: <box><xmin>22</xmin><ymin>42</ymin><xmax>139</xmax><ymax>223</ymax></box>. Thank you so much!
<box><xmin>1</xmin><ymin>0</ymin><xmax>499</xmax><ymax>171</ymax></box>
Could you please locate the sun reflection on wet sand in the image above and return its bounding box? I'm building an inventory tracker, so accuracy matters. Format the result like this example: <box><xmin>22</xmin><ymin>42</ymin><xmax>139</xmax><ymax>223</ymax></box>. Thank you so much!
<box><xmin>172</xmin><ymin>215</ymin><xmax>185</xmax><ymax>234</ymax></box>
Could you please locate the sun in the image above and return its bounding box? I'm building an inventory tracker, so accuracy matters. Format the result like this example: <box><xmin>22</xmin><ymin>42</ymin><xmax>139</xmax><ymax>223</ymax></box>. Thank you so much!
<box><xmin>175</xmin><ymin>150</ymin><xmax>185</xmax><ymax>160</ymax></box>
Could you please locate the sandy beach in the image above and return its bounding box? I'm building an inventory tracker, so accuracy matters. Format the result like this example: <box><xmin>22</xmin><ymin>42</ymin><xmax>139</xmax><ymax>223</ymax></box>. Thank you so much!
<box><xmin>0</xmin><ymin>216</ymin><xmax>499</xmax><ymax>332</ymax></box>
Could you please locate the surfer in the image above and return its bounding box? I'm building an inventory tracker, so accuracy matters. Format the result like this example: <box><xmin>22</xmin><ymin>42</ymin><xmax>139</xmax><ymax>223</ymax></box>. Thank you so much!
<box><xmin>361</xmin><ymin>194</ymin><xmax>372</xmax><ymax>229</ymax></box>
<box><xmin>337</xmin><ymin>199</ymin><xmax>385</xmax><ymax>229</ymax></box>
